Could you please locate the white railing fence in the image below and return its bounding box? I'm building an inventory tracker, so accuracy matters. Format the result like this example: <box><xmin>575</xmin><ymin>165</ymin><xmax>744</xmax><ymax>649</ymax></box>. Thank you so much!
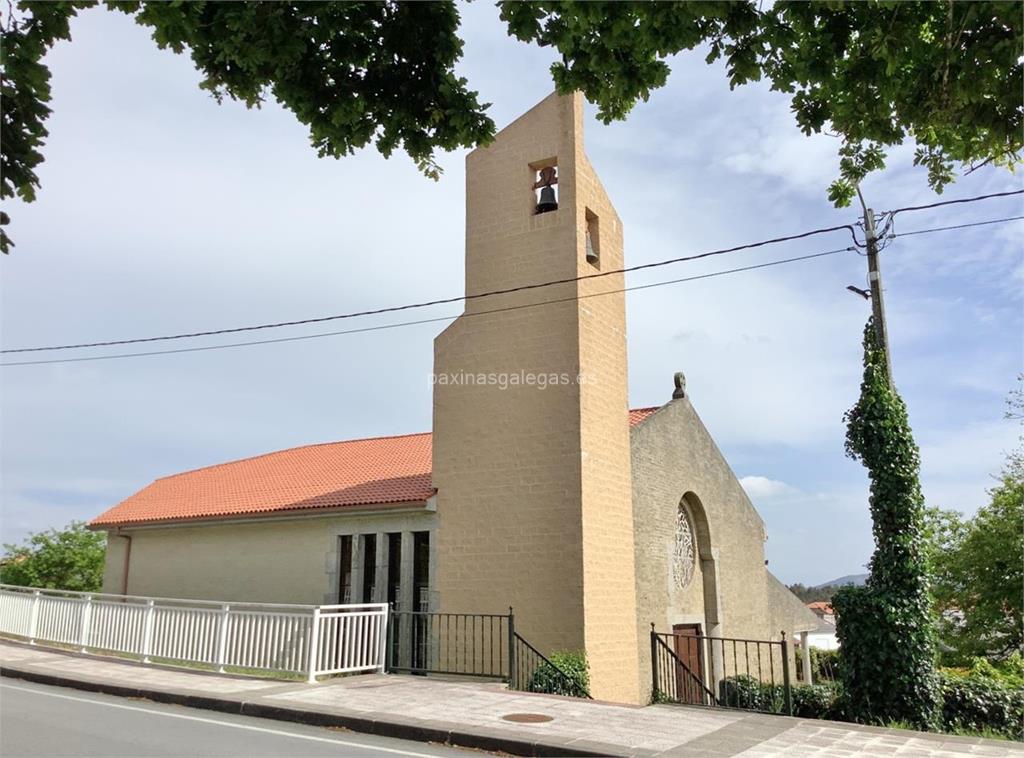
<box><xmin>0</xmin><ymin>584</ymin><xmax>387</xmax><ymax>682</ymax></box>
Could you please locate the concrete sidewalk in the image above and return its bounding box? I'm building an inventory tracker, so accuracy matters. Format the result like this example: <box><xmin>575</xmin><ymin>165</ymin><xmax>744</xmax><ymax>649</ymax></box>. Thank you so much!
<box><xmin>0</xmin><ymin>640</ymin><xmax>1018</xmax><ymax>757</ymax></box>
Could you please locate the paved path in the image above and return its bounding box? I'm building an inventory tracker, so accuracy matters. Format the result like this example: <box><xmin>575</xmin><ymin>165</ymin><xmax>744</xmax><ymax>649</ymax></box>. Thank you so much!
<box><xmin>1</xmin><ymin>640</ymin><xmax>1020</xmax><ymax>757</ymax></box>
<box><xmin>1</xmin><ymin>679</ymin><xmax>475</xmax><ymax>757</ymax></box>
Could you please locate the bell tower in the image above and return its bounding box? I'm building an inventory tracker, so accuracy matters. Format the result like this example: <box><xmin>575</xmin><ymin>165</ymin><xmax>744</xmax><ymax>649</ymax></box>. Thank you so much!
<box><xmin>432</xmin><ymin>92</ymin><xmax>641</xmax><ymax>703</ymax></box>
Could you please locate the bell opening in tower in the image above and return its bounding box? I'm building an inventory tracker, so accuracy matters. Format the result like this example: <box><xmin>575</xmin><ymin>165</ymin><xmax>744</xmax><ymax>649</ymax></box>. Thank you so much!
<box><xmin>585</xmin><ymin>209</ymin><xmax>600</xmax><ymax>267</ymax></box>
<box><xmin>533</xmin><ymin>162</ymin><xmax>558</xmax><ymax>214</ymax></box>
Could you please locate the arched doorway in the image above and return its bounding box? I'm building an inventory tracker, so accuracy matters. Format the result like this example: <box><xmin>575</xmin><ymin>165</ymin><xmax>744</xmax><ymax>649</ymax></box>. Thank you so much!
<box><xmin>675</xmin><ymin>493</ymin><xmax>724</xmax><ymax>694</ymax></box>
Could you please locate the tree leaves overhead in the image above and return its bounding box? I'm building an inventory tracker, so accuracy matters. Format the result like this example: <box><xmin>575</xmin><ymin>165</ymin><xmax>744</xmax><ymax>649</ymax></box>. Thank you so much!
<box><xmin>0</xmin><ymin>1</ymin><xmax>494</xmax><ymax>253</ymax></box>
<box><xmin>0</xmin><ymin>1</ymin><xmax>93</xmax><ymax>254</ymax></box>
<box><xmin>2</xmin><ymin>1</ymin><xmax>1022</xmax><ymax>254</ymax></box>
<box><xmin>500</xmin><ymin>1</ymin><xmax>1023</xmax><ymax>207</ymax></box>
<box><xmin>501</xmin><ymin>1</ymin><xmax>759</xmax><ymax>120</ymax></box>
<box><xmin>108</xmin><ymin>2</ymin><xmax>493</xmax><ymax>175</ymax></box>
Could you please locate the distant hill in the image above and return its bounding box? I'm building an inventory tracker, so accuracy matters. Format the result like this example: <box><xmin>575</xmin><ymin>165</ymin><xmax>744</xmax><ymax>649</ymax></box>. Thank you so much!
<box><xmin>787</xmin><ymin>573</ymin><xmax>869</xmax><ymax>603</ymax></box>
<box><xmin>814</xmin><ymin>573</ymin><xmax>868</xmax><ymax>589</ymax></box>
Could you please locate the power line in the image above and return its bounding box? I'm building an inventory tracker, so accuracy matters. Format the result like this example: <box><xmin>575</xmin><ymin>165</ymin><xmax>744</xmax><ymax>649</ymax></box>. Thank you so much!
<box><xmin>6</xmin><ymin>209</ymin><xmax>1022</xmax><ymax>368</ymax></box>
<box><xmin>3</xmin><ymin>188</ymin><xmax>1021</xmax><ymax>357</ymax></box>
<box><xmin>888</xmin><ymin>188</ymin><xmax>1023</xmax><ymax>217</ymax></box>
<box><xmin>891</xmin><ymin>214</ymin><xmax>1024</xmax><ymax>238</ymax></box>
<box><xmin>861</xmin><ymin>195</ymin><xmax>1023</xmax><ymax>249</ymax></box>
<box><xmin>1</xmin><ymin>246</ymin><xmax>855</xmax><ymax>367</ymax></box>
<box><xmin>1</xmin><ymin>315</ymin><xmax>458</xmax><ymax>367</ymax></box>
<box><xmin>0</xmin><ymin>223</ymin><xmax>860</xmax><ymax>355</ymax></box>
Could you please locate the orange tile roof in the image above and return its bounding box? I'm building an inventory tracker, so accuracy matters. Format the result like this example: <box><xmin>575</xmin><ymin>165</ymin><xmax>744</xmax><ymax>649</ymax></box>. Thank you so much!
<box><xmin>92</xmin><ymin>433</ymin><xmax>434</xmax><ymax>527</ymax></box>
<box><xmin>629</xmin><ymin>406</ymin><xmax>660</xmax><ymax>426</ymax></box>
<box><xmin>93</xmin><ymin>407</ymin><xmax>662</xmax><ymax>528</ymax></box>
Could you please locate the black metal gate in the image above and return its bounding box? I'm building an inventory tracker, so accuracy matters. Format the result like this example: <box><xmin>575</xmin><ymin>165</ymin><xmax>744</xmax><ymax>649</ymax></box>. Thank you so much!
<box><xmin>651</xmin><ymin>626</ymin><xmax>792</xmax><ymax>714</ymax></box>
<box><xmin>387</xmin><ymin>609</ymin><xmax>511</xmax><ymax>679</ymax></box>
<box><xmin>386</xmin><ymin>606</ymin><xmax>589</xmax><ymax>697</ymax></box>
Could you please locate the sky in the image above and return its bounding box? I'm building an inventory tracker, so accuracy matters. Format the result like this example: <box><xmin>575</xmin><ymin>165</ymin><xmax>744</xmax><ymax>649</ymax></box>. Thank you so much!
<box><xmin>2</xmin><ymin>4</ymin><xmax>1022</xmax><ymax>586</ymax></box>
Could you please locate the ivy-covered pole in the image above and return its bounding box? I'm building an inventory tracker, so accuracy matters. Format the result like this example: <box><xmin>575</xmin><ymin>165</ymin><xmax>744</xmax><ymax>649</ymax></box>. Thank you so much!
<box><xmin>833</xmin><ymin>318</ymin><xmax>939</xmax><ymax>729</ymax></box>
<box><xmin>856</xmin><ymin>190</ymin><xmax>893</xmax><ymax>389</ymax></box>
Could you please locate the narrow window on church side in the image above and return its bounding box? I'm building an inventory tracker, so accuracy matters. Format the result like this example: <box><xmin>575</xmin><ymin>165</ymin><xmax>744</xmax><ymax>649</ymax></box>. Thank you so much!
<box><xmin>361</xmin><ymin>534</ymin><xmax>377</xmax><ymax>603</ymax></box>
<box><xmin>387</xmin><ymin>532</ymin><xmax>402</xmax><ymax>609</ymax></box>
<box><xmin>413</xmin><ymin>531</ymin><xmax>430</xmax><ymax>611</ymax></box>
<box><xmin>338</xmin><ymin>535</ymin><xmax>353</xmax><ymax>604</ymax></box>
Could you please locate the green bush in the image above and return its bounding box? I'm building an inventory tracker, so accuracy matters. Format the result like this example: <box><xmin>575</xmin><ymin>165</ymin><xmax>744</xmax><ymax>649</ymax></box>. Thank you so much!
<box><xmin>720</xmin><ymin>667</ymin><xmax>1023</xmax><ymax>741</ymax></box>
<box><xmin>939</xmin><ymin>669</ymin><xmax>1024</xmax><ymax>740</ymax></box>
<box><xmin>965</xmin><ymin>654</ymin><xmax>1024</xmax><ymax>689</ymax></box>
<box><xmin>719</xmin><ymin>675</ymin><xmax>841</xmax><ymax>719</ymax></box>
<box><xmin>650</xmin><ymin>688</ymin><xmax>675</xmax><ymax>705</ymax></box>
<box><xmin>802</xmin><ymin>647</ymin><xmax>843</xmax><ymax>680</ymax></box>
<box><xmin>719</xmin><ymin>674</ymin><xmax>786</xmax><ymax>712</ymax></box>
<box><xmin>792</xmin><ymin>681</ymin><xmax>844</xmax><ymax>720</ymax></box>
<box><xmin>810</xmin><ymin>647</ymin><xmax>842</xmax><ymax>682</ymax></box>
<box><xmin>527</xmin><ymin>650</ymin><xmax>589</xmax><ymax>698</ymax></box>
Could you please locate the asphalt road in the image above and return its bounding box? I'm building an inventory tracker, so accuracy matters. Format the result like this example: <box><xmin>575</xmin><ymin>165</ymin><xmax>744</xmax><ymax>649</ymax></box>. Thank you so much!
<box><xmin>0</xmin><ymin>679</ymin><xmax>478</xmax><ymax>757</ymax></box>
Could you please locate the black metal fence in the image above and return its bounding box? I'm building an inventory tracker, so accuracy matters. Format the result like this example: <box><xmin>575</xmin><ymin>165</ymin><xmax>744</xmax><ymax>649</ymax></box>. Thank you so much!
<box><xmin>511</xmin><ymin>632</ymin><xmax>590</xmax><ymax>698</ymax></box>
<box><xmin>651</xmin><ymin>628</ymin><xmax>792</xmax><ymax>715</ymax></box>
<box><xmin>651</xmin><ymin>631</ymin><xmax>716</xmax><ymax>705</ymax></box>
<box><xmin>386</xmin><ymin>607</ymin><xmax>589</xmax><ymax>697</ymax></box>
<box><xmin>387</xmin><ymin>609</ymin><xmax>510</xmax><ymax>678</ymax></box>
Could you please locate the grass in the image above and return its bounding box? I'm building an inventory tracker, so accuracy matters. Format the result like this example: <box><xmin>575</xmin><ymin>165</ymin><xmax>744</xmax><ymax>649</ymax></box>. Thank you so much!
<box><xmin>885</xmin><ymin>720</ymin><xmax>1016</xmax><ymax>743</ymax></box>
<box><xmin>1</xmin><ymin>633</ymin><xmax>306</xmax><ymax>681</ymax></box>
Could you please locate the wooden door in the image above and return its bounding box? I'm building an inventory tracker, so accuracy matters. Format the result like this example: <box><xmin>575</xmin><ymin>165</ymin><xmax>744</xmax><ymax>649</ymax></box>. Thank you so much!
<box><xmin>673</xmin><ymin>623</ymin><xmax>705</xmax><ymax>703</ymax></box>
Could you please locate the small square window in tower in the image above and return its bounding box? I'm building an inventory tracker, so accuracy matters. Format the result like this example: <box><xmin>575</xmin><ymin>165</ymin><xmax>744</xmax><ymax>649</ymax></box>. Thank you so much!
<box><xmin>533</xmin><ymin>164</ymin><xmax>558</xmax><ymax>214</ymax></box>
<box><xmin>585</xmin><ymin>209</ymin><xmax>600</xmax><ymax>266</ymax></box>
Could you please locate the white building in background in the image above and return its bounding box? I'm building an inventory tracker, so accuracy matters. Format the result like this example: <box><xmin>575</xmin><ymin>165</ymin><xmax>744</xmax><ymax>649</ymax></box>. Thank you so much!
<box><xmin>804</xmin><ymin>602</ymin><xmax>840</xmax><ymax>650</ymax></box>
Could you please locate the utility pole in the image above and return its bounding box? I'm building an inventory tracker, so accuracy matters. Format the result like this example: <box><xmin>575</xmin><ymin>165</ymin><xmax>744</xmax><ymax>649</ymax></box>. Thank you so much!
<box><xmin>859</xmin><ymin>193</ymin><xmax>894</xmax><ymax>387</ymax></box>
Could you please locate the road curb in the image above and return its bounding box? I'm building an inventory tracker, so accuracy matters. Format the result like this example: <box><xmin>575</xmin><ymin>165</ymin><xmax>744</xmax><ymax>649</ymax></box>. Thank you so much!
<box><xmin>0</xmin><ymin>665</ymin><xmax>618</xmax><ymax>757</ymax></box>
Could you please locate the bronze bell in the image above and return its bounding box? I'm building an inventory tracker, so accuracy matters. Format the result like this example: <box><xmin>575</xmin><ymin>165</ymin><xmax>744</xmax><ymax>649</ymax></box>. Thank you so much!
<box><xmin>585</xmin><ymin>228</ymin><xmax>598</xmax><ymax>263</ymax></box>
<box><xmin>534</xmin><ymin>166</ymin><xmax>558</xmax><ymax>214</ymax></box>
<box><xmin>536</xmin><ymin>186</ymin><xmax>558</xmax><ymax>214</ymax></box>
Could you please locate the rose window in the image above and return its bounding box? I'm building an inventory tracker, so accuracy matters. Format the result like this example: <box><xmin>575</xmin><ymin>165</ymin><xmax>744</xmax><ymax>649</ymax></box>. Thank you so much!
<box><xmin>673</xmin><ymin>506</ymin><xmax>696</xmax><ymax>589</ymax></box>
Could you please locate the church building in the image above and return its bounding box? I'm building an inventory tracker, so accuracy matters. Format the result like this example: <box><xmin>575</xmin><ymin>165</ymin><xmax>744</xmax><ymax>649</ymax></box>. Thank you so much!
<box><xmin>91</xmin><ymin>93</ymin><xmax>816</xmax><ymax>705</ymax></box>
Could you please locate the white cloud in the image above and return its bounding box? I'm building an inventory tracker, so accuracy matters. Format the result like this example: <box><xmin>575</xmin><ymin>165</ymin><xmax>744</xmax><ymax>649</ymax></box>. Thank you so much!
<box><xmin>917</xmin><ymin>419</ymin><xmax>1020</xmax><ymax>515</ymax></box>
<box><xmin>720</xmin><ymin>105</ymin><xmax>842</xmax><ymax>193</ymax></box>
<box><xmin>739</xmin><ymin>476</ymin><xmax>797</xmax><ymax>499</ymax></box>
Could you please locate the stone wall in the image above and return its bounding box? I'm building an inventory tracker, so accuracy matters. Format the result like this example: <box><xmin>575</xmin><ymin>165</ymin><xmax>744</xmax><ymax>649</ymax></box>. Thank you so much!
<box><xmin>768</xmin><ymin>570</ymin><xmax>821</xmax><ymax>683</ymax></box>
<box><xmin>630</xmin><ymin>392</ymin><xmax>774</xmax><ymax>699</ymax></box>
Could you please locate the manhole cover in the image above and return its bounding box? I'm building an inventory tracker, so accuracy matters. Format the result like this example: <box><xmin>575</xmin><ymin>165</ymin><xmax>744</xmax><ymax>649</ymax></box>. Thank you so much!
<box><xmin>501</xmin><ymin>713</ymin><xmax>553</xmax><ymax>723</ymax></box>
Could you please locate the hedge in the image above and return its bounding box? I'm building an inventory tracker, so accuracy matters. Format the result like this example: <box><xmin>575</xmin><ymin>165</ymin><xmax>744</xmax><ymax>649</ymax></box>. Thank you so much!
<box><xmin>719</xmin><ymin>671</ymin><xmax>1023</xmax><ymax>741</ymax></box>
<box><xmin>799</xmin><ymin>647</ymin><xmax>842</xmax><ymax>682</ymax></box>
<box><xmin>939</xmin><ymin>670</ymin><xmax>1024</xmax><ymax>740</ymax></box>
<box><xmin>792</xmin><ymin>681</ymin><xmax>844</xmax><ymax>720</ymax></box>
<box><xmin>810</xmin><ymin>647</ymin><xmax>841</xmax><ymax>682</ymax></box>
<box><xmin>719</xmin><ymin>675</ymin><xmax>842</xmax><ymax>719</ymax></box>
<box><xmin>719</xmin><ymin>674</ymin><xmax>787</xmax><ymax>713</ymax></box>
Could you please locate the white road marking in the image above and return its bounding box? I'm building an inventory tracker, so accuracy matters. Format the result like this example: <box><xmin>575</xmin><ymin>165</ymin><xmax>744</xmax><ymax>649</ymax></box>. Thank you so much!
<box><xmin>0</xmin><ymin>682</ymin><xmax>448</xmax><ymax>757</ymax></box>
